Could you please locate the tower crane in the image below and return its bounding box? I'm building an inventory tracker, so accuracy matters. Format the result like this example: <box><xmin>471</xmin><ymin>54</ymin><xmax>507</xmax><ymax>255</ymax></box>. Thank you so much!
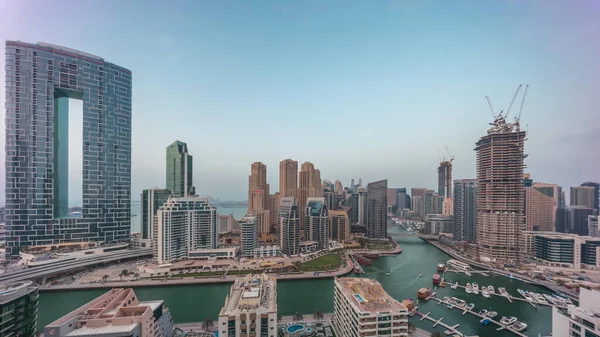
<box><xmin>445</xmin><ymin>146</ymin><xmax>455</xmax><ymax>163</ymax></box>
<box><xmin>485</xmin><ymin>95</ymin><xmax>496</xmax><ymax>119</ymax></box>
<box><xmin>504</xmin><ymin>84</ymin><xmax>523</xmax><ymax>120</ymax></box>
<box><xmin>516</xmin><ymin>84</ymin><xmax>529</xmax><ymax>122</ymax></box>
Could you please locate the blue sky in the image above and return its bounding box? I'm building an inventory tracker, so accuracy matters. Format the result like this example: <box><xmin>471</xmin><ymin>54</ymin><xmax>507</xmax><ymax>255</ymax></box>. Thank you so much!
<box><xmin>1</xmin><ymin>0</ymin><xmax>599</xmax><ymax>203</ymax></box>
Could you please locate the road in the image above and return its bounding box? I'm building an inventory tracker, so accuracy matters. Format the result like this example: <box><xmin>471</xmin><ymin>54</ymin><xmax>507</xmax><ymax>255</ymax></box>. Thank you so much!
<box><xmin>0</xmin><ymin>249</ymin><xmax>152</xmax><ymax>284</ymax></box>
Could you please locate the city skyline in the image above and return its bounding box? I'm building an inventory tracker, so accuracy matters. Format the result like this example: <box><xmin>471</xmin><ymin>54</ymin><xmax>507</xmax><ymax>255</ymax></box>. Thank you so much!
<box><xmin>1</xmin><ymin>1</ymin><xmax>599</xmax><ymax>204</ymax></box>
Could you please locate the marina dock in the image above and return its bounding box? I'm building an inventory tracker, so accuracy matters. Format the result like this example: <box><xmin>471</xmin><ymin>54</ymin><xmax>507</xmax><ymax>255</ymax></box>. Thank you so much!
<box><xmin>424</xmin><ymin>295</ymin><xmax>529</xmax><ymax>337</ymax></box>
<box><xmin>417</xmin><ymin>311</ymin><xmax>467</xmax><ymax>336</ymax></box>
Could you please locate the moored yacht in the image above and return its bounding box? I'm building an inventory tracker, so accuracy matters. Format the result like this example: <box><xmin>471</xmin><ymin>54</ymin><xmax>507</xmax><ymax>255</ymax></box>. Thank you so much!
<box><xmin>518</xmin><ymin>289</ymin><xmax>534</xmax><ymax>302</ymax></box>
<box><xmin>500</xmin><ymin>316</ymin><xmax>518</xmax><ymax>325</ymax></box>
<box><xmin>466</xmin><ymin>283</ymin><xmax>472</xmax><ymax>294</ymax></box>
<box><xmin>472</xmin><ymin>283</ymin><xmax>480</xmax><ymax>295</ymax></box>
<box><xmin>509</xmin><ymin>321</ymin><xmax>528</xmax><ymax>332</ymax></box>
<box><xmin>486</xmin><ymin>311</ymin><xmax>498</xmax><ymax>318</ymax></box>
<box><xmin>488</xmin><ymin>285</ymin><xmax>495</xmax><ymax>294</ymax></box>
<box><xmin>482</xmin><ymin>288</ymin><xmax>491</xmax><ymax>298</ymax></box>
<box><xmin>499</xmin><ymin>287</ymin><xmax>509</xmax><ymax>297</ymax></box>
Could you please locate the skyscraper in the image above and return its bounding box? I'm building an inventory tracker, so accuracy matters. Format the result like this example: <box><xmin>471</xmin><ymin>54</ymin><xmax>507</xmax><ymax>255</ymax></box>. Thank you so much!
<box><xmin>239</xmin><ymin>215</ymin><xmax>258</xmax><ymax>257</ymax></box>
<box><xmin>581</xmin><ymin>182</ymin><xmax>599</xmax><ymax>213</ymax></box>
<box><xmin>347</xmin><ymin>193</ymin><xmax>359</xmax><ymax>224</ymax></box>
<box><xmin>141</xmin><ymin>188</ymin><xmax>171</xmax><ymax>239</ymax></box>
<box><xmin>247</xmin><ymin>162</ymin><xmax>271</xmax><ymax>235</ymax></box>
<box><xmin>453</xmin><ymin>179</ymin><xmax>477</xmax><ymax>242</ymax></box>
<box><xmin>305</xmin><ymin>197</ymin><xmax>329</xmax><ymax>250</ymax></box>
<box><xmin>525</xmin><ymin>182</ymin><xmax>560</xmax><ymax>232</ymax></box>
<box><xmin>279</xmin><ymin>159</ymin><xmax>298</xmax><ymax>197</ymax></box>
<box><xmin>367</xmin><ymin>179</ymin><xmax>388</xmax><ymax>238</ymax></box>
<box><xmin>154</xmin><ymin>196</ymin><xmax>217</xmax><ymax>264</ymax></box>
<box><xmin>329</xmin><ymin>210</ymin><xmax>351</xmax><ymax>242</ymax></box>
<box><xmin>4</xmin><ymin>41</ymin><xmax>132</xmax><ymax>255</ymax></box>
<box><xmin>387</xmin><ymin>188</ymin><xmax>398</xmax><ymax>209</ymax></box>
<box><xmin>334</xmin><ymin>180</ymin><xmax>344</xmax><ymax>195</ymax></box>
<box><xmin>475</xmin><ymin>114</ymin><xmax>526</xmax><ymax>262</ymax></box>
<box><xmin>279</xmin><ymin>197</ymin><xmax>300</xmax><ymax>255</ymax></box>
<box><xmin>298</xmin><ymin>162</ymin><xmax>322</xmax><ymax>228</ymax></box>
<box><xmin>323</xmin><ymin>188</ymin><xmax>338</xmax><ymax>211</ymax></box>
<box><xmin>357</xmin><ymin>187</ymin><xmax>368</xmax><ymax>225</ymax></box>
<box><xmin>556</xmin><ymin>206</ymin><xmax>595</xmax><ymax>236</ymax></box>
<box><xmin>423</xmin><ymin>190</ymin><xmax>440</xmax><ymax>216</ymax></box>
<box><xmin>571</xmin><ymin>186</ymin><xmax>596</xmax><ymax>210</ymax></box>
<box><xmin>395</xmin><ymin>188</ymin><xmax>408</xmax><ymax>214</ymax></box>
<box><xmin>166</xmin><ymin>141</ymin><xmax>194</xmax><ymax>197</ymax></box>
<box><xmin>438</xmin><ymin>160</ymin><xmax>453</xmax><ymax>198</ymax></box>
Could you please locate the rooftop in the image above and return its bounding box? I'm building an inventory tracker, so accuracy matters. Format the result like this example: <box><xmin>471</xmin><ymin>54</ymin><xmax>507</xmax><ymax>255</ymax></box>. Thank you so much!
<box><xmin>220</xmin><ymin>274</ymin><xmax>277</xmax><ymax>315</ymax></box>
<box><xmin>524</xmin><ymin>231</ymin><xmax>600</xmax><ymax>242</ymax></box>
<box><xmin>336</xmin><ymin>277</ymin><xmax>406</xmax><ymax>313</ymax></box>
<box><xmin>0</xmin><ymin>281</ymin><xmax>38</xmax><ymax>305</ymax></box>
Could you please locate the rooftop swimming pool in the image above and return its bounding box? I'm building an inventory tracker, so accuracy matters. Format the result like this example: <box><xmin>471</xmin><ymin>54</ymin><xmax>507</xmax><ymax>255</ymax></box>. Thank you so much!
<box><xmin>287</xmin><ymin>325</ymin><xmax>305</xmax><ymax>333</ymax></box>
<box><xmin>354</xmin><ymin>293</ymin><xmax>365</xmax><ymax>303</ymax></box>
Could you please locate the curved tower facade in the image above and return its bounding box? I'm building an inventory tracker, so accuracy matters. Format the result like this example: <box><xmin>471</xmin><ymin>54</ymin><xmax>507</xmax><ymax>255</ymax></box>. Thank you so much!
<box><xmin>4</xmin><ymin>41</ymin><xmax>132</xmax><ymax>255</ymax></box>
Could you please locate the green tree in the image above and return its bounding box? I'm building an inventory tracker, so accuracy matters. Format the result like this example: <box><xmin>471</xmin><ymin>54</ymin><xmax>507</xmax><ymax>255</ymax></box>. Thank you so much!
<box><xmin>119</xmin><ymin>269</ymin><xmax>129</xmax><ymax>281</ymax></box>
<box><xmin>201</xmin><ymin>317</ymin><xmax>214</xmax><ymax>331</ymax></box>
<box><xmin>133</xmin><ymin>273</ymin><xmax>139</xmax><ymax>280</ymax></box>
<box><xmin>407</xmin><ymin>322</ymin><xmax>415</xmax><ymax>334</ymax></box>
<box><xmin>102</xmin><ymin>275</ymin><xmax>109</xmax><ymax>283</ymax></box>
<box><xmin>292</xmin><ymin>312</ymin><xmax>304</xmax><ymax>321</ymax></box>
<box><xmin>313</xmin><ymin>311</ymin><xmax>324</xmax><ymax>321</ymax></box>
<box><xmin>277</xmin><ymin>314</ymin><xmax>282</xmax><ymax>322</ymax></box>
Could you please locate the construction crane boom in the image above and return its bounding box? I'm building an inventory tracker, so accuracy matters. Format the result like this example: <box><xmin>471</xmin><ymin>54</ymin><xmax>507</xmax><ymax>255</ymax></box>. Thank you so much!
<box><xmin>485</xmin><ymin>95</ymin><xmax>496</xmax><ymax>118</ymax></box>
<box><xmin>445</xmin><ymin>145</ymin><xmax>454</xmax><ymax>162</ymax></box>
<box><xmin>504</xmin><ymin>84</ymin><xmax>522</xmax><ymax>120</ymax></box>
<box><xmin>516</xmin><ymin>84</ymin><xmax>529</xmax><ymax>122</ymax></box>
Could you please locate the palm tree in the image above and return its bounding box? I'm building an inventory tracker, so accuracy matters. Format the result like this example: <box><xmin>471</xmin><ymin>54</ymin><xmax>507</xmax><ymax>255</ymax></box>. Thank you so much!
<box><xmin>312</xmin><ymin>311</ymin><xmax>324</xmax><ymax>321</ymax></box>
<box><xmin>292</xmin><ymin>312</ymin><xmax>303</xmax><ymax>321</ymax></box>
<box><xmin>277</xmin><ymin>314</ymin><xmax>282</xmax><ymax>322</ymax></box>
<box><xmin>201</xmin><ymin>317</ymin><xmax>214</xmax><ymax>331</ymax></box>
<box><xmin>431</xmin><ymin>332</ymin><xmax>443</xmax><ymax>337</ymax></box>
<box><xmin>102</xmin><ymin>275</ymin><xmax>109</xmax><ymax>283</ymax></box>
<box><xmin>119</xmin><ymin>269</ymin><xmax>128</xmax><ymax>281</ymax></box>
<box><xmin>164</xmin><ymin>271</ymin><xmax>169</xmax><ymax>278</ymax></box>
<box><xmin>133</xmin><ymin>273</ymin><xmax>139</xmax><ymax>280</ymax></box>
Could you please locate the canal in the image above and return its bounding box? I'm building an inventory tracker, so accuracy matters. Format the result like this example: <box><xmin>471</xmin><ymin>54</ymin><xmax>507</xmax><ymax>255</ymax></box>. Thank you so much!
<box><xmin>37</xmin><ymin>224</ymin><xmax>552</xmax><ymax>336</ymax></box>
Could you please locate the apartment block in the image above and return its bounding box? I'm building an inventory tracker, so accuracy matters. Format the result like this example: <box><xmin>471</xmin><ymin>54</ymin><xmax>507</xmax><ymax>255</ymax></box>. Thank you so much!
<box><xmin>0</xmin><ymin>281</ymin><xmax>39</xmax><ymax>337</ymax></box>
<box><xmin>523</xmin><ymin>231</ymin><xmax>600</xmax><ymax>269</ymax></box>
<box><xmin>219</xmin><ymin>214</ymin><xmax>238</xmax><ymax>233</ymax></box>
<box><xmin>453</xmin><ymin>179</ymin><xmax>477</xmax><ymax>242</ymax></box>
<box><xmin>279</xmin><ymin>197</ymin><xmax>300</xmax><ymax>256</ymax></box>
<box><xmin>367</xmin><ymin>180</ymin><xmax>388</xmax><ymax>238</ymax></box>
<box><xmin>240</xmin><ymin>216</ymin><xmax>259</xmax><ymax>257</ymax></box>
<box><xmin>44</xmin><ymin>288</ymin><xmax>175</xmax><ymax>337</ymax></box>
<box><xmin>333</xmin><ymin>277</ymin><xmax>409</xmax><ymax>337</ymax></box>
<box><xmin>141</xmin><ymin>189</ymin><xmax>171</xmax><ymax>239</ymax></box>
<box><xmin>552</xmin><ymin>288</ymin><xmax>600</xmax><ymax>337</ymax></box>
<box><xmin>571</xmin><ymin>186</ymin><xmax>596</xmax><ymax>210</ymax></box>
<box><xmin>525</xmin><ymin>182</ymin><xmax>560</xmax><ymax>232</ymax></box>
<box><xmin>329</xmin><ymin>210</ymin><xmax>351</xmax><ymax>242</ymax></box>
<box><xmin>218</xmin><ymin>274</ymin><xmax>277</xmax><ymax>337</ymax></box>
<box><xmin>305</xmin><ymin>197</ymin><xmax>329</xmax><ymax>250</ymax></box>
<box><xmin>279</xmin><ymin>159</ymin><xmax>298</xmax><ymax>198</ymax></box>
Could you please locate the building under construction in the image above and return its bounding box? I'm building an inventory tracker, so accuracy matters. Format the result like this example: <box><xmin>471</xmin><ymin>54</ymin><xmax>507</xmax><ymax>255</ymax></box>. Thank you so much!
<box><xmin>475</xmin><ymin>85</ymin><xmax>528</xmax><ymax>262</ymax></box>
<box><xmin>437</xmin><ymin>147</ymin><xmax>454</xmax><ymax>198</ymax></box>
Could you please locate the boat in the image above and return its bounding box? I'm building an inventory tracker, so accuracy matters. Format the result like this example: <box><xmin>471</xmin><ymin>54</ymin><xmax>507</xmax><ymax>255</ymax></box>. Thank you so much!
<box><xmin>532</xmin><ymin>293</ymin><xmax>548</xmax><ymax>304</ymax></box>
<box><xmin>451</xmin><ymin>297</ymin><xmax>466</xmax><ymax>308</ymax></box>
<box><xmin>472</xmin><ymin>283</ymin><xmax>479</xmax><ymax>295</ymax></box>
<box><xmin>447</xmin><ymin>303</ymin><xmax>454</xmax><ymax>309</ymax></box>
<box><xmin>443</xmin><ymin>296</ymin><xmax>450</xmax><ymax>302</ymax></box>
<box><xmin>418</xmin><ymin>273</ymin><xmax>423</xmax><ymax>277</ymax></box>
<box><xmin>510</xmin><ymin>321</ymin><xmax>528</xmax><ymax>332</ymax></box>
<box><xmin>401</xmin><ymin>298</ymin><xmax>415</xmax><ymax>310</ymax></box>
<box><xmin>500</xmin><ymin>316</ymin><xmax>518</xmax><ymax>325</ymax></box>
<box><xmin>353</xmin><ymin>266</ymin><xmax>364</xmax><ymax>274</ymax></box>
<box><xmin>464</xmin><ymin>271</ymin><xmax>473</xmax><ymax>277</ymax></box>
<box><xmin>486</xmin><ymin>311</ymin><xmax>498</xmax><ymax>318</ymax></box>
<box><xmin>465</xmin><ymin>303</ymin><xmax>475</xmax><ymax>310</ymax></box>
<box><xmin>433</xmin><ymin>273</ymin><xmax>441</xmax><ymax>285</ymax></box>
<box><xmin>466</xmin><ymin>283</ymin><xmax>473</xmax><ymax>294</ymax></box>
<box><xmin>499</xmin><ymin>287</ymin><xmax>509</xmax><ymax>297</ymax></box>
<box><xmin>417</xmin><ymin>287</ymin><xmax>432</xmax><ymax>299</ymax></box>
<box><xmin>488</xmin><ymin>285</ymin><xmax>495</xmax><ymax>294</ymax></box>
<box><xmin>437</xmin><ymin>263</ymin><xmax>446</xmax><ymax>272</ymax></box>
<box><xmin>482</xmin><ymin>288</ymin><xmax>491</xmax><ymax>298</ymax></box>
<box><xmin>478</xmin><ymin>309</ymin><xmax>488</xmax><ymax>316</ymax></box>
<box><xmin>353</xmin><ymin>254</ymin><xmax>373</xmax><ymax>266</ymax></box>
<box><xmin>386</xmin><ymin>272</ymin><xmax>391</xmax><ymax>276</ymax></box>
<box><xmin>451</xmin><ymin>282</ymin><xmax>458</xmax><ymax>290</ymax></box>
<box><xmin>517</xmin><ymin>289</ymin><xmax>533</xmax><ymax>301</ymax></box>
<box><xmin>446</xmin><ymin>259</ymin><xmax>473</xmax><ymax>273</ymax></box>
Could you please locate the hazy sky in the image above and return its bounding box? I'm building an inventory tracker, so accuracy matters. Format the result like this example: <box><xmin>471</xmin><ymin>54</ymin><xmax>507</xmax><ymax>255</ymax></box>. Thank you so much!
<box><xmin>1</xmin><ymin>0</ymin><xmax>599</xmax><ymax>203</ymax></box>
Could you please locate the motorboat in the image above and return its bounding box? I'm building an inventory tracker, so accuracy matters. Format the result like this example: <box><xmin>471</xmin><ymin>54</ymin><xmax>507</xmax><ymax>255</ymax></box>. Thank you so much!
<box><xmin>418</xmin><ymin>273</ymin><xmax>423</xmax><ymax>277</ymax></box>
<box><xmin>486</xmin><ymin>311</ymin><xmax>498</xmax><ymax>318</ymax></box>
<box><xmin>386</xmin><ymin>272</ymin><xmax>391</xmax><ymax>276</ymax></box>
<box><xmin>437</xmin><ymin>263</ymin><xmax>446</xmax><ymax>272</ymax></box>
<box><xmin>532</xmin><ymin>293</ymin><xmax>548</xmax><ymax>304</ymax></box>
<box><xmin>433</xmin><ymin>273</ymin><xmax>441</xmax><ymax>285</ymax></box>
<box><xmin>478</xmin><ymin>309</ymin><xmax>488</xmax><ymax>316</ymax></box>
<box><xmin>499</xmin><ymin>287</ymin><xmax>509</xmax><ymax>297</ymax></box>
<box><xmin>500</xmin><ymin>316</ymin><xmax>518</xmax><ymax>325</ymax></box>
<box><xmin>488</xmin><ymin>285</ymin><xmax>495</xmax><ymax>294</ymax></box>
<box><xmin>466</xmin><ymin>283</ymin><xmax>473</xmax><ymax>294</ymax></box>
<box><xmin>465</xmin><ymin>303</ymin><xmax>475</xmax><ymax>310</ymax></box>
<box><xmin>510</xmin><ymin>321</ymin><xmax>528</xmax><ymax>332</ymax></box>
<box><xmin>443</xmin><ymin>296</ymin><xmax>450</xmax><ymax>302</ymax></box>
<box><xmin>517</xmin><ymin>289</ymin><xmax>534</xmax><ymax>302</ymax></box>
<box><xmin>447</xmin><ymin>303</ymin><xmax>454</xmax><ymax>309</ymax></box>
<box><xmin>472</xmin><ymin>283</ymin><xmax>480</xmax><ymax>295</ymax></box>
<box><xmin>465</xmin><ymin>271</ymin><xmax>473</xmax><ymax>277</ymax></box>
<box><xmin>482</xmin><ymin>288</ymin><xmax>491</xmax><ymax>298</ymax></box>
<box><xmin>451</xmin><ymin>282</ymin><xmax>458</xmax><ymax>289</ymax></box>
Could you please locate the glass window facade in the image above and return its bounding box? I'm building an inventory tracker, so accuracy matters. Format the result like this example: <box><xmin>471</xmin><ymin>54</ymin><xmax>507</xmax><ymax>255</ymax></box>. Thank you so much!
<box><xmin>4</xmin><ymin>41</ymin><xmax>132</xmax><ymax>255</ymax></box>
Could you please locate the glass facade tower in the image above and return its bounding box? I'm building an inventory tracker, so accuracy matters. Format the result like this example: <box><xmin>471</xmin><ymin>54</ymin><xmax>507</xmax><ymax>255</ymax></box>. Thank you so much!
<box><xmin>4</xmin><ymin>41</ymin><xmax>132</xmax><ymax>255</ymax></box>
<box><xmin>166</xmin><ymin>141</ymin><xmax>195</xmax><ymax>197</ymax></box>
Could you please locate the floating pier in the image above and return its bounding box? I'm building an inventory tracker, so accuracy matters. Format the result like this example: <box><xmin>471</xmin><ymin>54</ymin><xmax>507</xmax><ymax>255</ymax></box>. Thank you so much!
<box><xmin>425</xmin><ymin>296</ymin><xmax>529</xmax><ymax>337</ymax></box>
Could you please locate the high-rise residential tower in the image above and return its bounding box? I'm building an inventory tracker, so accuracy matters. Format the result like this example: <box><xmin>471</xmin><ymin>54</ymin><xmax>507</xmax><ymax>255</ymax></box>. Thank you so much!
<box><xmin>571</xmin><ymin>186</ymin><xmax>596</xmax><ymax>210</ymax></box>
<box><xmin>279</xmin><ymin>197</ymin><xmax>300</xmax><ymax>255</ymax></box>
<box><xmin>247</xmin><ymin>162</ymin><xmax>271</xmax><ymax>235</ymax></box>
<box><xmin>305</xmin><ymin>197</ymin><xmax>329</xmax><ymax>250</ymax></box>
<box><xmin>329</xmin><ymin>210</ymin><xmax>350</xmax><ymax>242</ymax></box>
<box><xmin>453</xmin><ymin>179</ymin><xmax>477</xmax><ymax>242</ymax></box>
<box><xmin>387</xmin><ymin>188</ymin><xmax>398</xmax><ymax>209</ymax></box>
<box><xmin>423</xmin><ymin>190</ymin><xmax>440</xmax><ymax>216</ymax></box>
<box><xmin>367</xmin><ymin>180</ymin><xmax>388</xmax><ymax>238</ymax></box>
<box><xmin>581</xmin><ymin>182</ymin><xmax>599</xmax><ymax>213</ymax></box>
<box><xmin>298</xmin><ymin>162</ymin><xmax>322</xmax><ymax>228</ymax></box>
<box><xmin>141</xmin><ymin>188</ymin><xmax>171</xmax><ymax>239</ymax></box>
<box><xmin>357</xmin><ymin>187</ymin><xmax>368</xmax><ymax>226</ymax></box>
<box><xmin>4</xmin><ymin>41</ymin><xmax>132</xmax><ymax>255</ymax></box>
<box><xmin>475</xmin><ymin>114</ymin><xmax>527</xmax><ymax>262</ymax></box>
<box><xmin>334</xmin><ymin>180</ymin><xmax>343</xmax><ymax>195</ymax></box>
<box><xmin>239</xmin><ymin>215</ymin><xmax>258</xmax><ymax>257</ymax></box>
<box><xmin>395</xmin><ymin>188</ymin><xmax>408</xmax><ymax>214</ymax></box>
<box><xmin>438</xmin><ymin>160</ymin><xmax>453</xmax><ymax>198</ymax></box>
<box><xmin>524</xmin><ymin>181</ymin><xmax>560</xmax><ymax>232</ymax></box>
<box><xmin>279</xmin><ymin>159</ymin><xmax>298</xmax><ymax>197</ymax></box>
<box><xmin>154</xmin><ymin>196</ymin><xmax>217</xmax><ymax>264</ymax></box>
<box><xmin>0</xmin><ymin>281</ymin><xmax>39</xmax><ymax>337</ymax></box>
<box><xmin>166</xmin><ymin>141</ymin><xmax>195</xmax><ymax>197</ymax></box>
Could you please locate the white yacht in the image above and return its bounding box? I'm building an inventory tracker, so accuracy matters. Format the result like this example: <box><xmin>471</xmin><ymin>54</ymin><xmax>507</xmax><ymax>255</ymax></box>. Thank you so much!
<box><xmin>472</xmin><ymin>283</ymin><xmax>480</xmax><ymax>295</ymax></box>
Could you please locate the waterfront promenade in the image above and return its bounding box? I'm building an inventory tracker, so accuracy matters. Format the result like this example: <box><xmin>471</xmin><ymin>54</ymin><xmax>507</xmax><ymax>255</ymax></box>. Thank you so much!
<box><xmin>425</xmin><ymin>239</ymin><xmax>580</xmax><ymax>301</ymax></box>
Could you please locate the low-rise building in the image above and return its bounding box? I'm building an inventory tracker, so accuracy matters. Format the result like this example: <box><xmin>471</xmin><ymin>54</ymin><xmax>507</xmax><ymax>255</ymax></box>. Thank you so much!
<box><xmin>218</xmin><ymin>274</ymin><xmax>277</xmax><ymax>337</ymax></box>
<box><xmin>552</xmin><ymin>288</ymin><xmax>600</xmax><ymax>337</ymax></box>
<box><xmin>219</xmin><ymin>214</ymin><xmax>239</xmax><ymax>233</ymax></box>
<box><xmin>423</xmin><ymin>214</ymin><xmax>453</xmax><ymax>235</ymax></box>
<box><xmin>523</xmin><ymin>231</ymin><xmax>600</xmax><ymax>269</ymax></box>
<box><xmin>252</xmin><ymin>245</ymin><xmax>281</xmax><ymax>259</ymax></box>
<box><xmin>0</xmin><ymin>281</ymin><xmax>39</xmax><ymax>337</ymax></box>
<box><xmin>188</xmin><ymin>247</ymin><xmax>239</xmax><ymax>260</ymax></box>
<box><xmin>44</xmin><ymin>288</ymin><xmax>175</xmax><ymax>337</ymax></box>
<box><xmin>299</xmin><ymin>241</ymin><xmax>319</xmax><ymax>254</ymax></box>
<box><xmin>589</xmin><ymin>215</ymin><xmax>600</xmax><ymax>238</ymax></box>
<box><xmin>333</xmin><ymin>277</ymin><xmax>409</xmax><ymax>337</ymax></box>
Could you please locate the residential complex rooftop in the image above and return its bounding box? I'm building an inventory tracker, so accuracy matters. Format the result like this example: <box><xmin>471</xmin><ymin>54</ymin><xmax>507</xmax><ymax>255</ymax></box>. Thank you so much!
<box><xmin>336</xmin><ymin>277</ymin><xmax>406</xmax><ymax>312</ymax></box>
<box><xmin>220</xmin><ymin>273</ymin><xmax>277</xmax><ymax>315</ymax></box>
<box><xmin>0</xmin><ymin>281</ymin><xmax>38</xmax><ymax>305</ymax></box>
